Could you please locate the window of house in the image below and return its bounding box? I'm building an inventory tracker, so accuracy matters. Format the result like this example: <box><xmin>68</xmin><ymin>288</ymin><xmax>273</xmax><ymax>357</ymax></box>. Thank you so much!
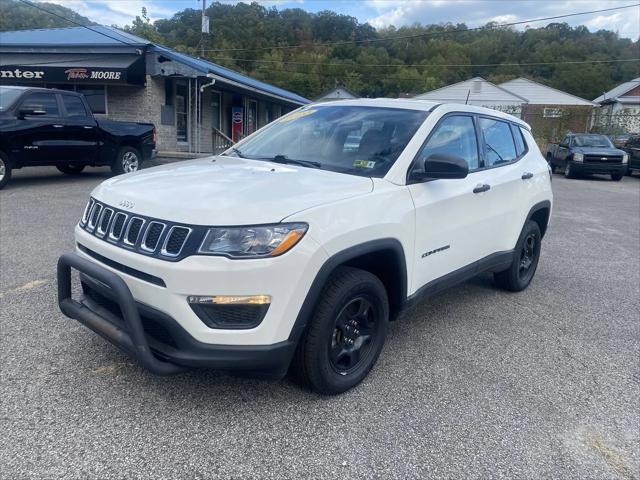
<box><xmin>76</xmin><ymin>86</ymin><xmax>106</xmax><ymax>114</ymax></box>
<box><xmin>543</xmin><ymin>107</ymin><xmax>563</xmax><ymax>118</ymax></box>
<box><xmin>22</xmin><ymin>92</ymin><xmax>59</xmax><ymax>117</ymax></box>
<box><xmin>61</xmin><ymin>94</ymin><xmax>88</xmax><ymax>118</ymax></box>
<box><xmin>480</xmin><ymin>117</ymin><xmax>517</xmax><ymax>166</ymax></box>
<box><xmin>211</xmin><ymin>91</ymin><xmax>221</xmax><ymax>131</ymax></box>
<box><xmin>415</xmin><ymin>115</ymin><xmax>479</xmax><ymax>171</ymax></box>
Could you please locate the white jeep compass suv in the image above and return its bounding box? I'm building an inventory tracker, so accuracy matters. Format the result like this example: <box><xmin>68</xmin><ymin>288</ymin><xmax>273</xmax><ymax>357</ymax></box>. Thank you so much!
<box><xmin>57</xmin><ymin>99</ymin><xmax>553</xmax><ymax>394</ymax></box>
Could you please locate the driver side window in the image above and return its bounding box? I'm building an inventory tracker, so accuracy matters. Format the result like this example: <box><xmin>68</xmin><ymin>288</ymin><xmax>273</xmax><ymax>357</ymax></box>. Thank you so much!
<box><xmin>415</xmin><ymin>115</ymin><xmax>479</xmax><ymax>172</ymax></box>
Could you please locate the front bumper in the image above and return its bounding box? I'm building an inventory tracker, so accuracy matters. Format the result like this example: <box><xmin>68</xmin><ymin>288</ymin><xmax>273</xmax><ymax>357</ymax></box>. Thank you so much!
<box><xmin>569</xmin><ymin>161</ymin><xmax>627</xmax><ymax>175</ymax></box>
<box><xmin>57</xmin><ymin>253</ymin><xmax>297</xmax><ymax>377</ymax></box>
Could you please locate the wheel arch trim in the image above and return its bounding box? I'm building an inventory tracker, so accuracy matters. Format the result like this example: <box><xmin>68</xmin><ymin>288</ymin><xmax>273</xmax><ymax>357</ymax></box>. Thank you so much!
<box><xmin>287</xmin><ymin>238</ymin><xmax>407</xmax><ymax>344</ymax></box>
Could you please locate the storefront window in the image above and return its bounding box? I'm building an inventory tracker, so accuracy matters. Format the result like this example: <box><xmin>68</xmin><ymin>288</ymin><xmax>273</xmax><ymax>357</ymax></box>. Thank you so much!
<box><xmin>176</xmin><ymin>81</ymin><xmax>188</xmax><ymax>143</ymax></box>
<box><xmin>211</xmin><ymin>91</ymin><xmax>221</xmax><ymax>131</ymax></box>
<box><xmin>246</xmin><ymin>98</ymin><xmax>257</xmax><ymax>135</ymax></box>
<box><xmin>77</xmin><ymin>86</ymin><xmax>106</xmax><ymax>114</ymax></box>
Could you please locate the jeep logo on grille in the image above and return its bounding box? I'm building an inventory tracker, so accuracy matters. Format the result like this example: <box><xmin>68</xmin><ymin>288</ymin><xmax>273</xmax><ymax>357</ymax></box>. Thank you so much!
<box><xmin>119</xmin><ymin>200</ymin><xmax>135</xmax><ymax>209</ymax></box>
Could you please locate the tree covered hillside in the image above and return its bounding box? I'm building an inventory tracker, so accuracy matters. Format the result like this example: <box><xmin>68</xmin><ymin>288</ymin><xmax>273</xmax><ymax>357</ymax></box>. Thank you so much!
<box><xmin>0</xmin><ymin>0</ymin><xmax>92</xmax><ymax>31</ymax></box>
<box><xmin>131</xmin><ymin>2</ymin><xmax>639</xmax><ymax>100</ymax></box>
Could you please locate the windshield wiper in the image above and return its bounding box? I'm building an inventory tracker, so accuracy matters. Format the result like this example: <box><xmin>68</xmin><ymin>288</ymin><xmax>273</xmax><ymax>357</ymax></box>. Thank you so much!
<box><xmin>230</xmin><ymin>147</ymin><xmax>245</xmax><ymax>158</ymax></box>
<box><xmin>269</xmin><ymin>154</ymin><xmax>321</xmax><ymax>169</ymax></box>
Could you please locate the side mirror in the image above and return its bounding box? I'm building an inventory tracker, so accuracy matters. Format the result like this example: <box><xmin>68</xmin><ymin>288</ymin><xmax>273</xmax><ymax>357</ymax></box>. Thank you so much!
<box><xmin>18</xmin><ymin>105</ymin><xmax>46</xmax><ymax>118</ymax></box>
<box><xmin>420</xmin><ymin>153</ymin><xmax>469</xmax><ymax>180</ymax></box>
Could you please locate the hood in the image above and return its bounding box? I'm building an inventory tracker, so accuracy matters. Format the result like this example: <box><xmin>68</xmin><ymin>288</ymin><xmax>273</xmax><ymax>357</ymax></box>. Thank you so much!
<box><xmin>573</xmin><ymin>146</ymin><xmax>626</xmax><ymax>156</ymax></box>
<box><xmin>91</xmin><ymin>157</ymin><xmax>373</xmax><ymax>225</ymax></box>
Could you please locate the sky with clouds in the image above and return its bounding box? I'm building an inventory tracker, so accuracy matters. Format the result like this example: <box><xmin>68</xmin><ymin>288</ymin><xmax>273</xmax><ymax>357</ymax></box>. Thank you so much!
<box><xmin>41</xmin><ymin>0</ymin><xmax>640</xmax><ymax>39</ymax></box>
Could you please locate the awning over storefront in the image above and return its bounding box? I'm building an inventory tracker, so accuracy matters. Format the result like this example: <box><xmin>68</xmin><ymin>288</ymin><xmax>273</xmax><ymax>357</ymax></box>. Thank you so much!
<box><xmin>0</xmin><ymin>53</ymin><xmax>145</xmax><ymax>85</ymax></box>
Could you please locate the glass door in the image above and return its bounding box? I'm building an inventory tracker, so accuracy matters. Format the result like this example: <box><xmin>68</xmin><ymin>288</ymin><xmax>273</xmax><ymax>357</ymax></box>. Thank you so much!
<box><xmin>175</xmin><ymin>81</ymin><xmax>188</xmax><ymax>143</ymax></box>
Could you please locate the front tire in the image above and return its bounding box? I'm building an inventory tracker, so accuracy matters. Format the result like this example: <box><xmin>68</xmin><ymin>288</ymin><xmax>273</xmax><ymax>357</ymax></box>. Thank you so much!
<box><xmin>57</xmin><ymin>164</ymin><xmax>86</xmax><ymax>175</ymax></box>
<box><xmin>564</xmin><ymin>163</ymin><xmax>575</xmax><ymax>179</ymax></box>
<box><xmin>291</xmin><ymin>266</ymin><xmax>389</xmax><ymax>395</ymax></box>
<box><xmin>494</xmin><ymin>220</ymin><xmax>542</xmax><ymax>292</ymax></box>
<box><xmin>111</xmin><ymin>146</ymin><xmax>141</xmax><ymax>175</ymax></box>
<box><xmin>611</xmin><ymin>173</ymin><xmax>623</xmax><ymax>181</ymax></box>
<box><xmin>0</xmin><ymin>152</ymin><xmax>12</xmax><ymax>190</ymax></box>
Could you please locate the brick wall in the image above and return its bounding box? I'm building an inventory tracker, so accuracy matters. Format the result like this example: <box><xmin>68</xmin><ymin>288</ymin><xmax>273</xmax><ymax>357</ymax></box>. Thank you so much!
<box><xmin>107</xmin><ymin>75</ymin><xmax>214</xmax><ymax>153</ymax></box>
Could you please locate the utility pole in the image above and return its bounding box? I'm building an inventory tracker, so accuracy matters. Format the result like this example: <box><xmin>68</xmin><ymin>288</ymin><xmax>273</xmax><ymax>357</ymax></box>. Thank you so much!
<box><xmin>201</xmin><ymin>0</ymin><xmax>209</xmax><ymax>57</ymax></box>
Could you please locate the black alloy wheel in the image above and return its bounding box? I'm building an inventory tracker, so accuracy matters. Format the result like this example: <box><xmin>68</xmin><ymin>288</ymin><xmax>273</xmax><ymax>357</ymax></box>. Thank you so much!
<box><xmin>329</xmin><ymin>296</ymin><xmax>381</xmax><ymax>375</ymax></box>
<box><xmin>494</xmin><ymin>220</ymin><xmax>542</xmax><ymax>292</ymax></box>
<box><xmin>518</xmin><ymin>232</ymin><xmax>538</xmax><ymax>285</ymax></box>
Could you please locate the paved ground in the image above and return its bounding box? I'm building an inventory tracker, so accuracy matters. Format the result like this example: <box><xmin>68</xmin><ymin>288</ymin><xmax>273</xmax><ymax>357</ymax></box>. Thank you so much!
<box><xmin>1</xmin><ymin>164</ymin><xmax>639</xmax><ymax>479</ymax></box>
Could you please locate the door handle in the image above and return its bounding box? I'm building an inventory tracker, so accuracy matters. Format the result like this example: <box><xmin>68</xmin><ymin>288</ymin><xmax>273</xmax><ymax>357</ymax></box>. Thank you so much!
<box><xmin>521</xmin><ymin>172</ymin><xmax>534</xmax><ymax>180</ymax></box>
<box><xmin>473</xmin><ymin>183</ymin><xmax>491</xmax><ymax>194</ymax></box>
<box><xmin>53</xmin><ymin>124</ymin><xmax>64</xmax><ymax>128</ymax></box>
<box><xmin>83</xmin><ymin>125</ymin><xmax>94</xmax><ymax>129</ymax></box>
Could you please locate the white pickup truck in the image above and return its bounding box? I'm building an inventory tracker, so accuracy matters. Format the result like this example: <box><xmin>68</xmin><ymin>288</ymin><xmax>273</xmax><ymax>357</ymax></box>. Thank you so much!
<box><xmin>57</xmin><ymin>99</ymin><xmax>553</xmax><ymax>394</ymax></box>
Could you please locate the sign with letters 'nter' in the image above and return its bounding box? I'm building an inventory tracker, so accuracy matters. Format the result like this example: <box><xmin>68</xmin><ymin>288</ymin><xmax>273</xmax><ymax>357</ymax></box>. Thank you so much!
<box><xmin>0</xmin><ymin>60</ymin><xmax>145</xmax><ymax>86</ymax></box>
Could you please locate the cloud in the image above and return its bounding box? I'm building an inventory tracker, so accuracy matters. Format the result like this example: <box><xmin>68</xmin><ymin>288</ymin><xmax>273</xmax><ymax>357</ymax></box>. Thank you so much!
<box><xmin>365</xmin><ymin>0</ymin><xmax>639</xmax><ymax>38</ymax></box>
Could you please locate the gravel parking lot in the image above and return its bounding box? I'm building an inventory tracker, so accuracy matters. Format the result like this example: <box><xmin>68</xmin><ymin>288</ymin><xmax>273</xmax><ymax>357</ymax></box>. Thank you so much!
<box><xmin>1</xmin><ymin>164</ymin><xmax>639</xmax><ymax>479</ymax></box>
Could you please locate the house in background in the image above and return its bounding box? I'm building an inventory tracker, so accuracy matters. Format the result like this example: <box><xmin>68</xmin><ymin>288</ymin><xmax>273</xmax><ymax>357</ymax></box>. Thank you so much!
<box><xmin>592</xmin><ymin>78</ymin><xmax>640</xmax><ymax>134</ymax></box>
<box><xmin>413</xmin><ymin>77</ymin><xmax>527</xmax><ymax>116</ymax></box>
<box><xmin>315</xmin><ymin>85</ymin><xmax>359</xmax><ymax>101</ymax></box>
<box><xmin>498</xmin><ymin>78</ymin><xmax>596</xmax><ymax>143</ymax></box>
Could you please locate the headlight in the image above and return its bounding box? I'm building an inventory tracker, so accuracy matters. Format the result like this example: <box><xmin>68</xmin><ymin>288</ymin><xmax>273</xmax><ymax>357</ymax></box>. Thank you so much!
<box><xmin>622</xmin><ymin>153</ymin><xmax>629</xmax><ymax>164</ymax></box>
<box><xmin>573</xmin><ymin>153</ymin><xmax>583</xmax><ymax>162</ymax></box>
<box><xmin>198</xmin><ymin>223</ymin><xmax>308</xmax><ymax>258</ymax></box>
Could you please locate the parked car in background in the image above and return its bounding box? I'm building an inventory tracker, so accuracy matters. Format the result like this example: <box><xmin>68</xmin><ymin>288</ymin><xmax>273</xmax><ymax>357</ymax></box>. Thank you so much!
<box><xmin>0</xmin><ymin>86</ymin><xmax>156</xmax><ymax>190</ymax></box>
<box><xmin>621</xmin><ymin>135</ymin><xmax>640</xmax><ymax>175</ymax></box>
<box><xmin>546</xmin><ymin>133</ymin><xmax>628</xmax><ymax>181</ymax></box>
<box><xmin>611</xmin><ymin>133</ymin><xmax>632</xmax><ymax>148</ymax></box>
<box><xmin>57</xmin><ymin>100</ymin><xmax>553</xmax><ymax>394</ymax></box>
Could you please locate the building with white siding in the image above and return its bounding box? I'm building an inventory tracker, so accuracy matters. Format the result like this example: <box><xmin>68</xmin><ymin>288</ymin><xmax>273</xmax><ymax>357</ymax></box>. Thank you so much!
<box><xmin>592</xmin><ymin>78</ymin><xmax>640</xmax><ymax>134</ymax></box>
<box><xmin>413</xmin><ymin>77</ymin><xmax>527</xmax><ymax>116</ymax></box>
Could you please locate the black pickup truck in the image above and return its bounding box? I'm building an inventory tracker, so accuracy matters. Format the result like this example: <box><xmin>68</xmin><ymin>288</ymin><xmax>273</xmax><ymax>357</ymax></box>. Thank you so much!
<box><xmin>546</xmin><ymin>133</ymin><xmax>628</xmax><ymax>181</ymax></box>
<box><xmin>0</xmin><ymin>86</ymin><xmax>156</xmax><ymax>190</ymax></box>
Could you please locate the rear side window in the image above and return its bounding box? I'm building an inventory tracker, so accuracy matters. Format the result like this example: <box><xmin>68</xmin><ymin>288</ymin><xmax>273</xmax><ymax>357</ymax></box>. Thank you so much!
<box><xmin>62</xmin><ymin>95</ymin><xmax>88</xmax><ymax>118</ymax></box>
<box><xmin>511</xmin><ymin>124</ymin><xmax>527</xmax><ymax>156</ymax></box>
<box><xmin>21</xmin><ymin>92</ymin><xmax>59</xmax><ymax>117</ymax></box>
<box><xmin>415</xmin><ymin>115</ymin><xmax>479</xmax><ymax>171</ymax></box>
<box><xmin>480</xmin><ymin>117</ymin><xmax>517</xmax><ymax>166</ymax></box>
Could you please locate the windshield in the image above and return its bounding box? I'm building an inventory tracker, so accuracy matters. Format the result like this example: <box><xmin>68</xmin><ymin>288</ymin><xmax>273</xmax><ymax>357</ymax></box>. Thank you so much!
<box><xmin>0</xmin><ymin>87</ymin><xmax>23</xmax><ymax>111</ymax></box>
<box><xmin>573</xmin><ymin>135</ymin><xmax>613</xmax><ymax>148</ymax></box>
<box><xmin>224</xmin><ymin>105</ymin><xmax>430</xmax><ymax>177</ymax></box>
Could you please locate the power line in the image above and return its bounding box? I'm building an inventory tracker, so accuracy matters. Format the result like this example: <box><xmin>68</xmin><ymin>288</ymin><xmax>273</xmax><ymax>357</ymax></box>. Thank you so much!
<box><xmin>207</xmin><ymin>58</ymin><xmax>639</xmax><ymax>69</ymax></box>
<box><xmin>200</xmin><ymin>3</ymin><xmax>640</xmax><ymax>52</ymax></box>
<box><xmin>15</xmin><ymin>0</ymin><xmax>144</xmax><ymax>49</ymax></box>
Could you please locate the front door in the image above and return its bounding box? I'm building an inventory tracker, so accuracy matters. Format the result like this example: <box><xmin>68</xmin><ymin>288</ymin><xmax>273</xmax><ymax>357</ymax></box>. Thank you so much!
<box><xmin>12</xmin><ymin>91</ymin><xmax>66</xmax><ymax>165</ymax></box>
<box><xmin>408</xmin><ymin>114</ymin><xmax>497</xmax><ymax>291</ymax></box>
<box><xmin>59</xmin><ymin>93</ymin><xmax>98</xmax><ymax>163</ymax></box>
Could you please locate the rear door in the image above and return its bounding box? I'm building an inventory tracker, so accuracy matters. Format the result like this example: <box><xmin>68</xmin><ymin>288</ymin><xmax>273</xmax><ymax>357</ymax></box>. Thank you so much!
<box><xmin>59</xmin><ymin>94</ymin><xmax>98</xmax><ymax>164</ymax></box>
<box><xmin>476</xmin><ymin>116</ymin><xmax>531</xmax><ymax>254</ymax></box>
<box><xmin>13</xmin><ymin>91</ymin><xmax>65</xmax><ymax>165</ymax></box>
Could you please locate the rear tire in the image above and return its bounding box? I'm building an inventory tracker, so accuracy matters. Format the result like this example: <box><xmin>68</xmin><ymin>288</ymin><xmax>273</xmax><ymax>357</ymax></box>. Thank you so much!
<box><xmin>494</xmin><ymin>220</ymin><xmax>542</xmax><ymax>292</ymax></box>
<box><xmin>0</xmin><ymin>152</ymin><xmax>11</xmax><ymax>190</ymax></box>
<box><xmin>111</xmin><ymin>146</ymin><xmax>141</xmax><ymax>175</ymax></box>
<box><xmin>57</xmin><ymin>164</ymin><xmax>86</xmax><ymax>175</ymax></box>
<box><xmin>291</xmin><ymin>266</ymin><xmax>389</xmax><ymax>395</ymax></box>
<box><xmin>611</xmin><ymin>173</ymin><xmax>623</xmax><ymax>181</ymax></box>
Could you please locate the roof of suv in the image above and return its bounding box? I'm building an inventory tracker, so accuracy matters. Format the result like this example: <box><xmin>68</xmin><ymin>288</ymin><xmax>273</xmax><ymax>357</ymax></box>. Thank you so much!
<box><xmin>0</xmin><ymin>85</ymin><xmax>82</xmax><ymax>95</ymax></box>
<box><xmin>310</xmin><ymin>98</ymin><xmax>530</xmax><ymax>128</ymax></box>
